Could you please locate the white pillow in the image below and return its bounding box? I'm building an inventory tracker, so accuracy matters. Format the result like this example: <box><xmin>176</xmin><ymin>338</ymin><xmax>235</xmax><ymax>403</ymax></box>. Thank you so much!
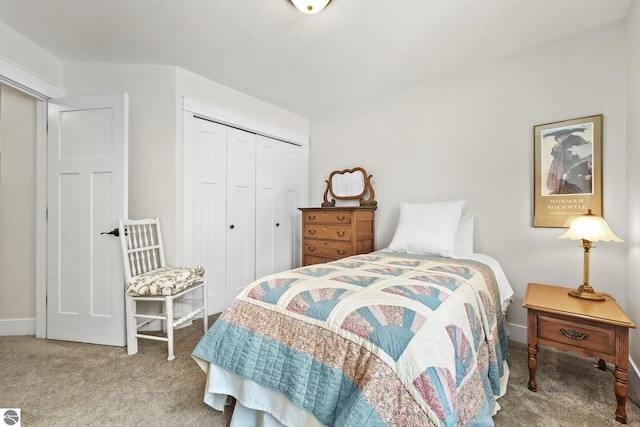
<box><xmin>455</xmin><ymin>213</ymin><xmax>475</xmax><ymax>254</ymax></box>
<box><xmin>388</xmin><ymin>200</ymin><xmax>465</xmax><ymax>257</ymax></box>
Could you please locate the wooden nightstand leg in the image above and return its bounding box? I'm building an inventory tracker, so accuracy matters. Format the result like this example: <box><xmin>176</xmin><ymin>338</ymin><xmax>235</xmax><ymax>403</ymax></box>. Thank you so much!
<box><xmin>527</xmin><ymin>344</ymin><xmax>538</xmax><ymax>392</ymax></box>
<box><xmin>614</xmin><ymin>366</ymin><xmax>628</xmax><ymax>424</ymax></box>
<box><xmin>614</xmin><ymin>326</ymin><xmax>630</xmax><ymax>424</ymax></box>
<box><xmin>527</xmin><ymin>309</ymin><xmax>539</xmax><ymax>392</ymax></box>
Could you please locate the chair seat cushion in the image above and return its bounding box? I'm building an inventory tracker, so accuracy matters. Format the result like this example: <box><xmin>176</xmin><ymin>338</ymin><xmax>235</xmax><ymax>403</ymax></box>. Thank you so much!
<box><xmin>126</xmin><ymin>266</ymin><xmax>205</xmax><ymax>296</ymax></box>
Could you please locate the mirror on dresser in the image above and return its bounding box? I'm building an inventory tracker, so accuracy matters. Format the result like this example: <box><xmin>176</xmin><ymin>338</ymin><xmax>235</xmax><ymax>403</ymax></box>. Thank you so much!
<box><xmin>299</xmin><ymin>167</ymin><xmax>377</xmax><ymax>266</ymax></box>
<box><xmin>322</xmin><ymin>166</ymin><xmax>376</xmax><ymax>207</ymax></box>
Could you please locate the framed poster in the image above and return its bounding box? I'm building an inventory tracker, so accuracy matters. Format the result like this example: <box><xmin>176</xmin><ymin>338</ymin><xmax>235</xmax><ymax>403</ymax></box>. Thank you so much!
<box><xmin>533</xmin><ymin>114</ymin><xmax>603</xmax><ymax>228</ymax></box>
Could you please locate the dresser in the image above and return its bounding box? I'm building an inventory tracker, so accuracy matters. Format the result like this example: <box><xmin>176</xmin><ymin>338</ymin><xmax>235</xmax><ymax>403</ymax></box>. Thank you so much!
<box><xmin>299</xmin><ymin>207</ymin><xmax>376</xmax><ymax>266</ymax></box>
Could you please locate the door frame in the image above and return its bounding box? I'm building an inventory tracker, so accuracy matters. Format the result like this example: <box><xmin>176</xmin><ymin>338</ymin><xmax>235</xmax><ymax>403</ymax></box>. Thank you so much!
<box><xmin>0</xmin><ymin>58</ymin><xmax>65</xmax><ymax>338</ymax></box>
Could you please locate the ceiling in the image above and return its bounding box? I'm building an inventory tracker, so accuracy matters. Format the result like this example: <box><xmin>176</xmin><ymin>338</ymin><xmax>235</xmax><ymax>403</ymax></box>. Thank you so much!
<box><xmin>0</xmin><ymin>0</ymin><xmax>632</xmax><ymax>117</ymax></box>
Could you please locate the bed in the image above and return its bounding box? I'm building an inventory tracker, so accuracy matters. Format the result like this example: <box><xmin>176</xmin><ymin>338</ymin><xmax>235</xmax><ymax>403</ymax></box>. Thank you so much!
<box><xmin>193</xmin><ymin>201</ymin><xmax>514</xmax><ymax>426</ymax></box>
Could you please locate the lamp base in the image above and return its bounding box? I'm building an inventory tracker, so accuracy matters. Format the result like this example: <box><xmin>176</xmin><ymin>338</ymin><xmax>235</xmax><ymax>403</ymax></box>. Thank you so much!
<box><xmin>568</xmin><ymin>284</ymin><xmax>606</xmax><ymax>301</ymax></box>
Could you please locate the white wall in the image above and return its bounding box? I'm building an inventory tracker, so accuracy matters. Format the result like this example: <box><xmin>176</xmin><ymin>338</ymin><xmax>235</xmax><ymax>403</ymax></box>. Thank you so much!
<box><xmin>0</xmin><ymin>58</ymin><xmax>311</xmax><ymax>332</ymax></box>
<box><xmin>625</xmin><ymin>0</ymin><xmax>640</xmax><ymax>387</ymax></box>
<box><xmin>0</xmin><ymin>12</ymin><xmax>635</xmax><ymax>384</ymax></box>
<box><xmin>61</xmin><ymin>64</ymin><xmax>310</xmax><ymax>265</ymax></box>
<box><xmin>0</xmin><ymin>25</ymin><xmax>60</xmax><ymax>335</ymax></box>
<box><xmin>62</xmin><ymin>63</ymin><xmax>181</xmax><ymax>259</ymax></box>
<box><xmin>0</xmin><ymin>84</ymin><xmax>37</xmax><ymax>329</ymax></box>
<box><xmin>174</xmin><ymin>67</ymin><xmax>310</xmax><ymax>261</ymax></box>
<box><xmin>309</xmin><ymin>23</ymin><xmax>628</xmax><ymax>336</ymax></box>
<box><xmin>175</xmin><ymin>68</ymin><xmax>309</xmax><ymax>138</ymax></box>
<box><xmin>0</xmin><ymin>22</ymin><xmax>63</xmax><ymax>88</ymax></box>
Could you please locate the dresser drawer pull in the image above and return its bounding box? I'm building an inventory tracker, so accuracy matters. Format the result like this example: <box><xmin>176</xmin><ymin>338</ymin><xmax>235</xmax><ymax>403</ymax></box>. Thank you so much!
<box><xmin>337</xmin><ymin>250</ymin><xmax>346</xmax><ymax>255</ymax></box>
<box><xmin>336</xmin><ymin>215</ymin><xmax>346</xmax><ymax>221</ymax></box>
<box><xmin>308</xmin><ymin>215</ymin><xmax>316</xmax><ymax>220</ymax></box>
<box><xmin>336</xmin><ymin>231</ymin><xmax>345</xmax><ymax>237</ymax></box>
<box><xmin>560</xmin><ymin>328</ymin><xmax>588</xmax><ymax>340</ymax></box>
<box><xmin>308</xmin><ymin>229</ymin><xmax>316</xmax><ymax>235</ymax></box>
<box><xmin>308</xmin><ymin>246</ymin><xmax>316</xmax><ymax>252</ymax></box>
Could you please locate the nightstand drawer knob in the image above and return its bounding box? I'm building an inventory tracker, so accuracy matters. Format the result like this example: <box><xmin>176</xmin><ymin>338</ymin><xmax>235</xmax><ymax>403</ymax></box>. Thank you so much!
<box><xmin>560</xmin><ymin>328</ymin><xmax>588</xmax><ymax>340</ymax></box>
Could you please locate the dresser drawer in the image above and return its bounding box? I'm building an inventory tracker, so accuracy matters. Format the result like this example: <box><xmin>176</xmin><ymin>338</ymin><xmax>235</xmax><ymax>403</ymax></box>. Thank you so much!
<box><xmin>304</xmin><ymin>225</ymin><xmax>351</xmax><ymax>241</ymax></box>
<box><xmin>538</xmin><ymin>315</ymin><xmax>615</xmax><ymax>354</ymax></box>
<box><xmin>302</xmin><ymin>210</ymin><xmax>351</xmax><ymax>225</ymax></box>
<box><xmin>303</xmin><ymin>238</ymin><xmax>354</xmax><ymax>258</ymax></box>
<box><xmin>302</xmin><ymin>255</ymin><xmax>333</xmax><ymax>266</ymax></box>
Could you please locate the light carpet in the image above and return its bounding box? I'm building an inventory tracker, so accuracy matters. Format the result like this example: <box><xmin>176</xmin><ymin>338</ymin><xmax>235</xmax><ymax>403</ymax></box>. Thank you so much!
<box><xmin>1</xmin><ymin>316</ymin><xmax>638</xmax><ymax>426</ymax></box>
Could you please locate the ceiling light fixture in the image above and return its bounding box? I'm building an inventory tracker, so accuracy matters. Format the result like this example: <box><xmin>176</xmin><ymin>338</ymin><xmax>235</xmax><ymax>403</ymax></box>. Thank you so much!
<box><xmin>290</xmin><ymin>0</ymin><xmax>332</xmax><ymax>14</ymax></box>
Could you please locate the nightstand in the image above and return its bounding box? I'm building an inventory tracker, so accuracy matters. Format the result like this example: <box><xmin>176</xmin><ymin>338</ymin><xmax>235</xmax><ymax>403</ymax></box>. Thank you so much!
<box><xmin>523</xmin><ymin>283</ymin><xmax>636</xmax><ymax>424</ymax></box>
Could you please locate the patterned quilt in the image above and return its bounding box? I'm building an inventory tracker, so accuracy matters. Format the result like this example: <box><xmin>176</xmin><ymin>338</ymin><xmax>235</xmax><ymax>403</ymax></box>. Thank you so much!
<box><xmin>193</xmin><ymin>252</ymin><xmax>509</xmax><ymax>426</ymax></box>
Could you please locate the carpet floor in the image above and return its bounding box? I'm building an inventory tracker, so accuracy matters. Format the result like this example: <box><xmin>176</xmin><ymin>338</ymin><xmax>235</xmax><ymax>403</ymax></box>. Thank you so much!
<box><xmin>1</xmin><ymin>316</ymin><xmax>638</xmax><ymax>426</ymax></box>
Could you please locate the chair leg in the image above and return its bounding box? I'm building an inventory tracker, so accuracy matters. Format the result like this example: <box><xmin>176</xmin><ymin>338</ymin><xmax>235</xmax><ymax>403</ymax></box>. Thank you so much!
<box><xmin>166</xmin><ymin>297</ymin><xmax>175</xmax><ymax>361</ymax></box>
<box><xmin>125</xmin><ymin>295</ymin><xmax>138</xmax><ymax>355</ymax></box>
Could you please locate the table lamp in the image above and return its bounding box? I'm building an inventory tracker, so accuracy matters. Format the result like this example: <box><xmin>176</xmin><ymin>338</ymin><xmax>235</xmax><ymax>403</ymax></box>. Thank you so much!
<box><xmin>559</xmin><ymin>209</ymin><xmax>623</xmax><ymax>300</ymax></box>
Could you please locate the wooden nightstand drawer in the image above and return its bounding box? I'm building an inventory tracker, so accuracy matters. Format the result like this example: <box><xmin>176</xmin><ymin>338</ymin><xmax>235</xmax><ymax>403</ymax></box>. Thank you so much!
<box><xmin>303</xmin><ymin>238</ymin><xmax>354</xmax><ymax>258</ymax></box>
<box><xmin>538</xmin><ymin>315</ymin><xmax>615</xmax><ymax>354</ymax></box>
<box><xmin>302</xmin><ymin>210</ymin><xmax>351</xmax><ymax>224</ymax></box>
<box><xmin>304</xmin><ymin>225</ymin><xmax>351</xmax><ymax>241</ymax></box>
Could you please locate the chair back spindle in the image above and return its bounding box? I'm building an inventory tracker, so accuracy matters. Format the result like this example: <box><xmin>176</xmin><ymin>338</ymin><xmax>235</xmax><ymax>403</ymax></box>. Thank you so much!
<box><xmin>119</xmin><ymin>218</ymin><xmax>167</xmax><ymax>282</ymax></box>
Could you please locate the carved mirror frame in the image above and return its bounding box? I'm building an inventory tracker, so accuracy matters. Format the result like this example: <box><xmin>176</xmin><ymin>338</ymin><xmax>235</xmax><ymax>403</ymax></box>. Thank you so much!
<box><xmin>322</xmin><ymin>167</ymin><xmax>377</xmax><ymax>207</ymax></box>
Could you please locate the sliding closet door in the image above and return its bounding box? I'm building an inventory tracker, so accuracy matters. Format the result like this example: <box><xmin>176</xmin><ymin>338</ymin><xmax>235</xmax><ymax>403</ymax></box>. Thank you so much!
<box><xmin>225</xmin><ymin>128</ymin><xmax>256</xmax><ymax>306</ymax></box>
<box><xmin>184</xmin><ymin>118</ymin><xmax>227</xmax><ymax>314</ymax></box>
<box><xmin>255</xmin><ymin>136</ymin><xmax>301</xmax><ymax>278</ymax></box>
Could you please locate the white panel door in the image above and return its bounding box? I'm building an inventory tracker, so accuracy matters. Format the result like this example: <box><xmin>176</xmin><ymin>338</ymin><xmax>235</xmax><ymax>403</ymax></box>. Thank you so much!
<box><xmin>47</xmin><ymin>93</ymin><xmax>128</xmax><ymax>346</ymax></box>
<box><xmin>226</xmin><ymin>128</ymin><xmax>256</xmax><ymax>306</ymax></box>
<box><xmin>184</xmin><ymin>117</ymin><xmax>227</xmax><ymax>314</ymax></box>
<box><xmin>256</xmin><ymin>136</ymin><xmax>300</xmax><ymax>278</ymax></box>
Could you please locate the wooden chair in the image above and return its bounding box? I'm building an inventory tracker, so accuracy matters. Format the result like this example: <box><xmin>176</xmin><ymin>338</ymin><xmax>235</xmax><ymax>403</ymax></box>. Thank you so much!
<box><xmin>118</xmin><ymin>218</ymin><xmax>208</xmax><ymax>361</ymax></box>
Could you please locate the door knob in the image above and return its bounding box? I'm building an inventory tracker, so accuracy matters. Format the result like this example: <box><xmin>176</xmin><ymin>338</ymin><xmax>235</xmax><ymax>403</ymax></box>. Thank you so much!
<box><xmin>100</xmin><ymin>228</ymin><xmax>120</xmax><ymax>237</ymax></box>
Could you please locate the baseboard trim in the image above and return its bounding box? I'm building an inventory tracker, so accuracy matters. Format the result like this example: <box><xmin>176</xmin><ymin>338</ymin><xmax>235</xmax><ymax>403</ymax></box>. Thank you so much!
<box><xmin>629</xmin><ymin>357</ymin><xmax>640</xmax><ymax>395</ymax></box>
<box><xmin>0</xmin><ymin>318</ymin><xmax>36</xmax><ymax>336</ymax></box>
<box><xmin>506</xmin><ymin>322</ymin><xmax>527</xmax><ymax>344</ymax></box>
<box><xmin>506</xmin><ymin>321</ymin><xmax>639</xmax><ymax>394</ymax></box>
